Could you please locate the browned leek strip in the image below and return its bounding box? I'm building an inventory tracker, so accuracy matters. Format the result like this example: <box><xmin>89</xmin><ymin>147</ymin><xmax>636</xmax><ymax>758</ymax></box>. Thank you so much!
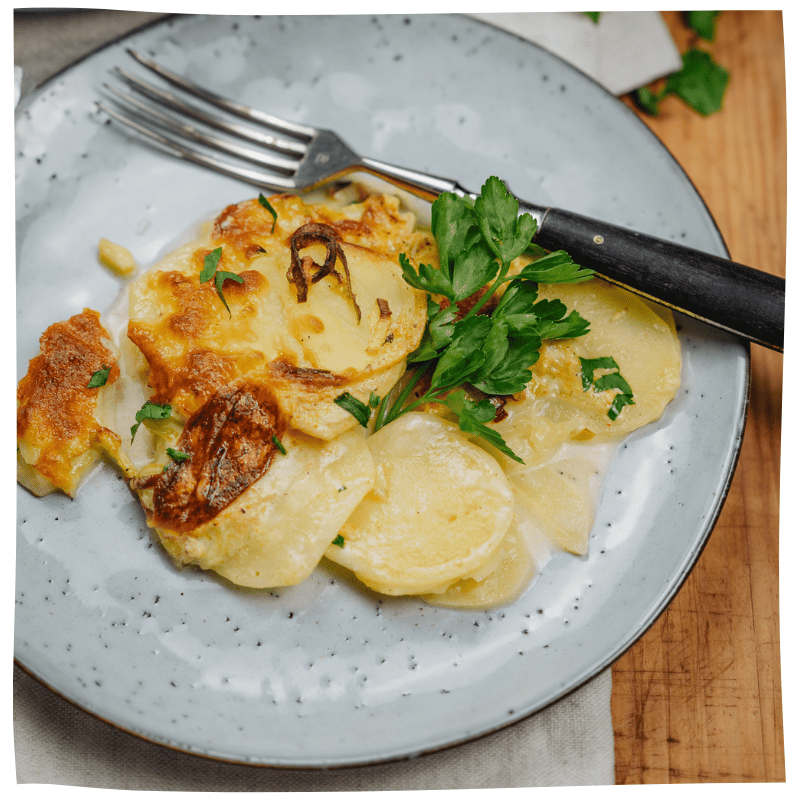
<box><xmin>288</xmin><ymin>223</ymin><xmax>361</xmax><ymax>322</ymax></box>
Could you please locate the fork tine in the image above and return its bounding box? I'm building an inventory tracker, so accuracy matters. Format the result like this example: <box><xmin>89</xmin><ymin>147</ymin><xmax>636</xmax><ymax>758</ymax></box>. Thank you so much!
<box><xmin>127</xmin><ymin>49</ymin><xmax>317</xmax><ymax>141</ymax></box>
<box><xmin>96</xmin><ymin>100</ymin><xmax>299</xmax><ymax>192</ymax></box>
<box><xmin>113</xmin><ymin>67</ymin><xmax>306</xmax><ymax>157</ymax></box>
<box><xmin>103</xmin><ymin>83</ymin><xmax>300</xmax><ymax>174</ymax></box>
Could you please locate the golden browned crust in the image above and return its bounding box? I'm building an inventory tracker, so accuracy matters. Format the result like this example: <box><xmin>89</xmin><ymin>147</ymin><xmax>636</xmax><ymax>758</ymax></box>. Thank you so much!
<box><xmin>127</xmin><ymin>267</ymin><xmax>268</xmax><ymax>415</ymax></box>
<box><xmin>266</xmin><ymin>360</ymin><xmax>347</xmax><ymax>388</ymax></box>
<box><xmin>17</xmin><ymin>309</ymin><xmax>121</xmax><ymax>491</ymax></box>
<box><xmin>133</xmin><ymin>379</ymin><xmax>287</xmax><ymax>534</ymax></box>
<box><xmin>211</xmin><ymin>193</ymin><xmax>416</xmax><ymax>259</ymax></box>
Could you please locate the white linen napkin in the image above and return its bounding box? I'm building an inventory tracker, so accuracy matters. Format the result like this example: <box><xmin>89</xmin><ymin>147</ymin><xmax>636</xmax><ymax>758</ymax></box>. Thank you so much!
<box><xmin>472</xmin><ymin>11</ymin><xmax>681</xmax><ymax>95</ymax></box>
<box><xmin>14</xmin><ymin>10</ymin><xmax>678</xmax><ymax>788</ymax></box>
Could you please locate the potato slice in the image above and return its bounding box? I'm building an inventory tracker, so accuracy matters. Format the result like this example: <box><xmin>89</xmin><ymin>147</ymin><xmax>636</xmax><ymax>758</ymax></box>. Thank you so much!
<box><xmin>148</xmin><ymin>426</ymin><xmax>375</xmax><ymax>588</ymax></box>
<box><xmin>510</xmin><ymin>459</ymin><xmax>595</xmax><ymax>555</ymax></box>
<box><xmin>127</xmin><ymin>235</ymin><xmax>425</xmax><ymax>437</ymax></box>
<box><xmin>325</xmin><ymin>413</ymin><xmax>514</xmax><ymax>595</ymax></box>
<box><xmin>422</xmin><ymin>519</ymin><xmax>535</xmax><ymax>609</ymax></box>
<box><xmin>526</xmin><ymin>279</ymin><xmax>682</xmax><ymax>441</ymax></box>
<box><xmin>17</xmin><ymin>309</ymin><xmax>123</xmax><ymax>497</ymax></box>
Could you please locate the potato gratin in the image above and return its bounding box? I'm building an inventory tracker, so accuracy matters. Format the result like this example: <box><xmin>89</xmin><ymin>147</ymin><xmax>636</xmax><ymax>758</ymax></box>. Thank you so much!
<box><xmin>17</xmin><ymin>182</ymin><xmax>682</xmax><ymax>609</ymax></box>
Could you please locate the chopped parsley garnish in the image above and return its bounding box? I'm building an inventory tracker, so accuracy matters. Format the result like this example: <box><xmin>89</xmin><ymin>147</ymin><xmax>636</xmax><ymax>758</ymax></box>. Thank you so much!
<box><xmin>334</xmin><ymin>392</ymin><xmax>371</xmax><ymax>428</ymax></box>
<box><xmin>166</xmin><ymin>447</ymin><xmax>190</xmax><ymax>462</ymax></box>
<box><xmin>258</xmin><ymin>193</ymin><xmax>278</xmax><ymax>232</ymax></box>
<box><xmin>130</xmin><ymin>401</ymin><xmax>172</xmax><ymax>441</ymax></box>
<box><xmin>331</xmin><ymin>534</ymin><xmax>345</xmax><ymax>548</ymax></box>
<box><xmin>87</xmin><ymin>365</ymin><xmax>111</xmax><ymax>388</ymax></box>
<box><xmin>200</xmin><ymin>247</ymin><xmax>222</xmax><ymax>282</ymax></box>
<box><xmin>579</xmin><ymin>356</ymin><xmax>635</xmax><ymax>420</ymax></box>
<box><xmin>272</xmin><ymin>434</ymin><xmax>287</xmax><ymax>455</ymax></box>
<box><xmin>200</xmin><ymin>246</ymin><xmax>244</xmax><ymax>317</ymax></box>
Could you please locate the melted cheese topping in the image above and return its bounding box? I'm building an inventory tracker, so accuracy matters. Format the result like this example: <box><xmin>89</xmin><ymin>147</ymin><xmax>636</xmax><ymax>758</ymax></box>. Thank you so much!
<box><xmin>128</xmin><ymin>195</ymin><xmax>427</xmax><ymax>437</ymax></box>
<box><xmin>17</xmin><ymin>188</ymin><xmax>682</xmax><ymax>607</ymax></box>
<box><xmin>17</xmin><ymin>309</ymin><xmax>122</xmax><ymax>496</ymax></box>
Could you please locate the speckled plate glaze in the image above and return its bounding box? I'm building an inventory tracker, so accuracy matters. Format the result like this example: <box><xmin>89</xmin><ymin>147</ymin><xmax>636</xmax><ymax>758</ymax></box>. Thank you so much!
<box><xmin>15</xmin><ymin>14</ymin><xmax>748</xmax><ymax>767</ymax></box>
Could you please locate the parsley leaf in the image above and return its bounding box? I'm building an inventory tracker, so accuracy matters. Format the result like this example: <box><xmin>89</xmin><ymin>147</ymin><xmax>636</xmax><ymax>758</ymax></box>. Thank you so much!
<box><xmin>635</xmin><ymin>47</ymin><xmax>729</xmax><ymax>117</ymax></box>
<box><xmin>166</xmin><ymin>447</ymin><xmax>190</xmax><ymax>462</ymax></box>
<box><xmin>685</xmin><ymin>10</ymin><xmax>720</xmax><ymax>42</ymax></box>
<box><xmin>430</xmin><ymin>192</ymin><xmax>475</xmax><ymax>280</ymax></box>
<box><xmin>513</xmin><ymin>250</ymin><xmax>595</xmax><ymax>285</ymax></box>
<box><xmin>471</xmin><ymin>335</ymin><xmax>541</xmax><ymax>396</ymax></box>
<box><xmin>634</xmin><ymin>86</ymin><xmax>662</xmax><ymax>116</ymax></box>
<box><xmin>131</xmin><ymin>401</ymin><xmax>172</xmax><ymax>441</ymax></box>
<box><xmin>665</xmin><ymin>48</ymin><xmax>730</xmax><ymax>116</ymax></box>
<box><xmin>400</xmin><ymin>253</ymin><xmax>455</xmax><ymax>301</ymax></box>
<box><xmin>442</xmin><ymin>390</ymin><xmax>524</xmax><ymax>464</ymax></box>
<box><xmin>331</xmin><ymin>534</ymin><xmax>345</xmax><ymax>548</ymax></box>
<box><xmin>200</xmin><ymin>247</ymin><xmax>222</xmax><ymax>282</ymax></box>
<box><xmin>213</xmin><ymin>270</ymin><xmax>244</xmax><ymax>316</ymax></box>
<box><xmin>473</xmin><ymin>176</ymin><xmax>538</xmax><ymax>265</ymax></box>
<box><xmin>583</xmin><ymin>12</ymin><xmax>601</xmax><ymax>24</ymax></box>
<box><xmin>429</xmin><ymin>315</ymin><xmax>492</xmax><ymax>391</ymax></box>
<box><xmin>271</xmin><ymin>434</ymin><xmax>287</xmax><ymax>455</ymax></box>
<box><xmin>87</xmin><ymin>365</ymin><xmax>111</xmax><ymax>388</ymax></box>
<box><xmin>334</xmin><ymin>392</ymin><xmax>371</xmax><ymax>427</ymax></box>
<box><xmin>408</xmin><ymin>302</ymin><xmax>458</xmax><ymax>364</ymax></box>
<box><xmin>258</xmin><ymin>193</ymin><xmax>278</xmax><ymax>232</ymax></box>
<box><xmin>579</xmin><ymin>356</ymin><xmax>635</xmax><ymax>420</ymax></box>
<box><xmin>200</xmin><ymin>247</ymin><xmax>244</xmax><ymax>317</ymax></box>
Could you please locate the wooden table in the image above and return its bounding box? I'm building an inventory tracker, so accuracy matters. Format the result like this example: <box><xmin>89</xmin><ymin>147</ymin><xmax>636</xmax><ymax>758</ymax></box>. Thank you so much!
<box><xmin>14</xmin><ymin>9</ymin><xmax>785</xmax><ymax>785</ymax></box>
<box><xmin>612</xmin><ymin>10</ymin><xmax>785</xmax><ymax>783</ymax></box>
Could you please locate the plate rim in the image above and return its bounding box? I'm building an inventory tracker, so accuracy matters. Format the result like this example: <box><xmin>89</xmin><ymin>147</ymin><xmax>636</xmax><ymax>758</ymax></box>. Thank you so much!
<box><xmin>14</xmin><ymin>11</ymin><xmax>751</xmax><ymax>768</ymax></box>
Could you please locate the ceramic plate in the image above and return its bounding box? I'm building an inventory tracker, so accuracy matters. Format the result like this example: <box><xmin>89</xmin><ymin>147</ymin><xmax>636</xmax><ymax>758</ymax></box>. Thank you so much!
<box><xmin>15</xmin><ymin>14</ymin><xmax>748</xmax><ymax>767</ymax></box>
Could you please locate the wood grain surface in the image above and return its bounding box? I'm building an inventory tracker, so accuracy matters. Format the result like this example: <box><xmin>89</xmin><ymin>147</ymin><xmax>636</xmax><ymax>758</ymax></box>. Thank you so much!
<box><xmin>613</xmin><ymin>10</ymin><xmax>785</xmax><ymax>783</ymax></box>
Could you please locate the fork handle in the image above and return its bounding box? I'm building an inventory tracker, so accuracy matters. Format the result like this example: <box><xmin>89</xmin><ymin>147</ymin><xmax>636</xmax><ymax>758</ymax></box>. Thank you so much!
<box><xmin>519</xmin><ymin>202</ymin><xmax>785</xmax><ymax>351</ymax></box>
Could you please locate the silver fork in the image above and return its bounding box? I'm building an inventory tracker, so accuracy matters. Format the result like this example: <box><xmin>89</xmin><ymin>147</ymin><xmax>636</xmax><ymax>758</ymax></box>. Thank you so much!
<box><xmin>98</xmin><ymin>49</ymin><xmax>784</xmax><ymax>352</ymax></box>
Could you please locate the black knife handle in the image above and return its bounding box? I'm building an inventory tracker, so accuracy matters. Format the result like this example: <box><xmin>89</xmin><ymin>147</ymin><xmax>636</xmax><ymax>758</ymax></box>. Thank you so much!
<box><xmin>520</xmin><ymin>203</ymin><xmax>784</xmax><ymax>351</ymax></box>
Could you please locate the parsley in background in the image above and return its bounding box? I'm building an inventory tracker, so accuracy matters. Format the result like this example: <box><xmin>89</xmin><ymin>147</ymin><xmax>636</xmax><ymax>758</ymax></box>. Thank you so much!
<box><xmin>635</xmin><ymin>12</ymin><xmax>729</xmax><ymax>117</ymax></box>
<box><xmin>684</xmin><ymin>10</ymin><xmax>721</xmax><ymax>41</ymax></box>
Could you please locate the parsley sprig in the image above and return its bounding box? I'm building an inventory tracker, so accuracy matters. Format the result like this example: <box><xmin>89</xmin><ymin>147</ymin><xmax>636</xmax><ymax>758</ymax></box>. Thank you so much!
<box><xmin>340</xmin><ymin>177</ymin><xmax>595</xmax><ymax>463</ymax></box>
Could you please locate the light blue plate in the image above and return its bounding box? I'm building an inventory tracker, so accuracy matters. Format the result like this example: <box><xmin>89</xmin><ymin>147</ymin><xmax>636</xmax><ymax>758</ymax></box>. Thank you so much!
<box><xmin>15</xmin><ymin>13</ymin><xmax>748</xmax><ymax>767</ymax></box>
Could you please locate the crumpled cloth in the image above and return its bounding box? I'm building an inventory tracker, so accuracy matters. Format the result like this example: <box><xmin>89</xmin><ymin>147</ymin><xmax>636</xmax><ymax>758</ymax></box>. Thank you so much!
<box><xmin>15</xmin><ymin>664</ymin><xmax>614</xmax><ymax>789</ymax></box>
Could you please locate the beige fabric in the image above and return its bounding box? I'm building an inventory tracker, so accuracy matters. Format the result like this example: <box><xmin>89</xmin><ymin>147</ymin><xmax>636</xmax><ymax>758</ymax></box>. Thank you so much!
<box><xmin>14</xmin><ymin>665</ymin><xmax>614</xmax><ymax>789</ymax></box>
